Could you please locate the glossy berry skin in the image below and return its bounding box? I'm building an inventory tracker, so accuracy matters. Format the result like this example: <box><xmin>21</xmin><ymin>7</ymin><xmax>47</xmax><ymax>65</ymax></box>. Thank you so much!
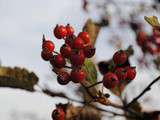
<box><xmin>83</xmin><ymin>44</ymin><xmax>95</xmax><ymax>58</ymax></box>
<box><xmin>52</xmin><ymin>108</ymin><xmax>65</xmax><ymax>120</ymax></box>
<box><xmin>71</xmin><ymin>69</ymin><xmax>86</xmax><ymax>83</ymax></box>
<box><xmin>113</xmin><ymin>50</ymin><xmax>128</xmax><ymax>65</ymax></box>
<box><xmin>42</xmin><ymin>40</ymin><xmax>55</xmax><ymax>52</ymax></box>
<box><xmin>66</xmin><ymin>24</ymin><xmax>74</xmax><ymax>37</ymax></box>
<box><xmin>73</xmin><ymin>37</ymin><xmax>84</xmax><ymax>49</ymax></box>
<box><xmin>103</xmin><ymin>72</ymin><xmax>119</xmax><ymax>89</ymax></box>
<box><xmin>70</xmin><ymin>50</ymin><xmax>85</xmax><ymax>66</ymax></box>
<box><xmin>41</xmin><ymin>51</ymin><xmax>53</xmax><ymax>61</ymax></box>
<box><xmin>60</xmin><ymin>44</ymin><xmax>72</xmax><ymax>58</ymax></box>
<box><xmin>50</xmin><ymin>54</ymin><xmax>66</xmax><ymax>68</ymax></box>
<box><xmin>54</xmin><ymin>25</ymin><xmax>67</xmax><ymax>39</ymax></box>
<box><xmin>115</xmin><ymin>67</ymin><xmax>127</xmax><ymax>81</ymax></box>
<box><xmin>78</xmin><ymin>32</ymin><xmax>90</xmax><ymax>44</ymax></box>
<box><xmin>125</xmin><ymin>67</ymin><xmax>136</xmax><ymax>80</ymax></box>
<box><xmin>57</xmin><ymin>72</ymin><xmax>70</xmax><ymax>85</ymax></box>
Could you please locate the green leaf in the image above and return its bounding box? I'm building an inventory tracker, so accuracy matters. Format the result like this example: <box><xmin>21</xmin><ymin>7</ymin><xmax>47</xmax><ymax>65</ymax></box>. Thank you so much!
<box><xmin>83</xmin><ymin>59</ymin><xmax>97</xmax><ymax>84</ymax></box>
<box><xmin>0</xmin><ymin>66</ymin><xmax>38</xmax><ymax>91</ymax></box>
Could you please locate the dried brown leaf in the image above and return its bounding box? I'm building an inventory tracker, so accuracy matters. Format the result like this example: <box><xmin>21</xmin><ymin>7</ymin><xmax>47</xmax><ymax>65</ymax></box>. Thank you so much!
<box><xmin>0</xmin><ymin>66</ymin><xmax>38</xmax><ymax>91</ymax></box>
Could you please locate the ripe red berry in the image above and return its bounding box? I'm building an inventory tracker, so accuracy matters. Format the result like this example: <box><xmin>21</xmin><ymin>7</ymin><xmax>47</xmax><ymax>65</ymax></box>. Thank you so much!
<box><xmin>42</xmin><ymin>40</ymin><xmax>55</xmax><ymax>52</ymax></box>
<box><xmin>115</xmin><ymin>67</ymin><xmax>127</xmax><ymax>81</ymax></box>
<box><xmin>83</xmin><ymin>44</ymin><xmax>95</xmax><ymax>58</ymax></box>
<box><xmin>73</xmin><ymin>37</ymin><xmax>84</xmax><ymax>49</ymax></box>
<box><xmin>125</xmin><ymin>67</ymin><xmax>136</xmax><ymax>80</ymax></box>
<box><xmin>52</xmin><ymin>108</ymin><xmax>65</xmax><ymax>120</ymax></box>
<box><xmin>113</xmin><ymin>50</ymin><xmax>128</xmax><ymax>65</ymax></box>
<box><xmin>78</xmin><ymin>32</ymin><xmax>90</xmax><ymax>44</ymax></box>
<box><xmin>137</xmin><ymin>31</ymin><xmax>148</xmax><ymax>46</ymax></box>
<box><xmin>60</xmin><ymin>44</ymin><xmax>72</xmax><ymax>58</ymax></box>
<box><xmin>54</xmin><ymin>25</ymin><xmax>67</xmax><ymax>39</ymax></box>
<box><xmin>57</xmin><ymin>72</ymin><xmax>70</xmax><ymax>85</ymax></box>
<box><xmin>71</xmin><ymin>69</ymin><xmax>86</xmax><ymax>83</ymax></box>
<box><xmin>70</xmin><ymin>50</ymin><xmax>85</xmax><ymax>66</ymax></box>
<box><xmin>50</xmin><ymin>54</ymin><xmax>66</xmax><ymax>68</ymax></box>
<box><xmin>153</xmin><ymin>26</ymin><xmax>160</xmax><ymax>37</ymax></box>
<box><xmin>103</xmin><ymin>72</ymin><xmax>119</xmax><ymax>89</ymax></box>
<box><xmin>41</xmin><ymin>51</ymin><xmax>53</xmax><ymax>61</ymax></box>
<box><xmin>66</xmin><ymin>24</ymin><xmax>74</xmax><ymax>37</ymax></box>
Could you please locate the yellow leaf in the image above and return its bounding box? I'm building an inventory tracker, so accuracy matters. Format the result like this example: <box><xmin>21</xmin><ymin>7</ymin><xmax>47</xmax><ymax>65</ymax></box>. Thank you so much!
<box><xmin>144</xmin><ymin>16</ymin><xmax>160</xmax><ymax>26</ymax></box>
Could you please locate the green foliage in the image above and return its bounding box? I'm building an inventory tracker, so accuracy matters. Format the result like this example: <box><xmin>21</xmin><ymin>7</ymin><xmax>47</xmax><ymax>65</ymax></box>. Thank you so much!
<box><xmin>83</xmin><ymin>59</ymin><xmax>97</xmax><ymax>84</ymax></box>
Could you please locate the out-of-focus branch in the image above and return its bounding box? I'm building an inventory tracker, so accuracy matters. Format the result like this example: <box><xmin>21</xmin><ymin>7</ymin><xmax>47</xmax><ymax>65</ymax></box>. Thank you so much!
<box><xmin>0</xmin><ymin>66</ymin><xmax>38</xmax><ymax>91</ymax></box>
<box><xmin>41</xmin><ymin>88</ymin><xmax>137</xmax><ymax>119</ymax></box>
<box><xmin>42</xmin><ymin>89</ymin><xmax>84</xmax><ymax>104</ymax></box>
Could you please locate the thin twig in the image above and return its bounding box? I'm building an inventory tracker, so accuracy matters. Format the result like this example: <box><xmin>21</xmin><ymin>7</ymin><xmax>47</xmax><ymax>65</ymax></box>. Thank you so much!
<box><xmin>41</xmin><ymin>89</ymin><xmax>84</xmax><ymax>104</ymax></box>
<box><xmin>86</xmin><ymin>81</ymin><xmax>103</xmax><ymax>89</ymax></box>
<box><xmin>64</xmin><ymin>66</ymin><xmax>72</xmax><ymax>69</ymax></box>
<box><xmin>53</xmin><ymin>51</ymin><xmax>59</xmax><ymax>54</ymax></box>
<box><xmin>126</xmin><ymin>75</ymin><xmax>160</xmax><ymax>108</ymax></box>
<box><xmin>41</xmin><ymin>87</ymin><xmax>137</xmax><ymax>119</ymax></box>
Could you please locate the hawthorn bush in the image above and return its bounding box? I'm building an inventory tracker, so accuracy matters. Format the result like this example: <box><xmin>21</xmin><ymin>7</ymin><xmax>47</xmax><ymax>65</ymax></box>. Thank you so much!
<box><xmin>0</xmin><ymin>1</ymin><xmax>160</xmax><ymax>120</ymax></box>
<box><xmin>40</xmin><ymin>19</ymin><xmax>160</xmax><ymax>120</ymax></box>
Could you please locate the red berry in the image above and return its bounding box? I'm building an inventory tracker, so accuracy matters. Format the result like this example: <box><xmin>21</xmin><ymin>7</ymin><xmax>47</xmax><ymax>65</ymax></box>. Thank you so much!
<box><xmin>71</xmin><ymin>69</ymin><xmax>86</xmax><ymax>83</ymax></box>
<box><xmin>50</xmin><ymin>54</ymin><xmax>66</xmax><ymax>68</ymax></box>
<box><xmin>65</xmin><ymin>37</ymin><xmax>72</xmax><ymax>47</ymax></box>
<box><xmin>103</xmin><ymin>72</ymin><xmax>119</xmax><ymax>89</ymax></box>
<box><xmin>60</xmin><ymin>44</ymin><xmax>72</xmax><ymax>58</ymax></box>
<box><xmin>41</xmin><ymin>51</ymin><xmax>53</xmax><ymax>61</ymax></box>
<box><xmin>57</xmin><ymin>72</ymin><xmax>70</xmax><ymax>85</ymax></box>
<box><xmin>115</xmin><ymin>67</ymin><xmax>127</xmax><ymax>81</ymax></box>
<box><xmin>83</xmin><ymin>44</ymin><xmax>95</xmax><ymax>58</ymax></box>
<box><xmin>42</xmin><ymin>40</ymin><xmax>55</xmax><ymax>52</ymax></box>
<box><xmin>113</xmin><ymin>50</ymin><xmax>128</xmax><ymax>65</ymax></box>
<box><xmin>70</xmin><ymin>50</ymin><xmax>85</xmax><ymax>66</ymax></box>
<box><xmin>137</xmin><ymin>31</ymin><xmax>148</xmax><ymax>46</ymax></box>
<box><xmin>66</xmin><ymin>24</ymin><xmax>74</xmax><ymax>37</ymax></box>
<box><xmin>52</xmin><ymin>108</ymin><xmax>65</xmax><ymax>120</ymax></box>
<box><xmin>125</xmin><ymin>67</ymin><xmax>136</xmax><ymax>80</ymax></box>
<box><xmin>153</xmin><ymin>26</ymin><xmax>160</xmax><ymax>37</ymax></box>
<box><xmin>78</xmin><ymin>32</ymin><xmax>90</xmax><ymax>44</ymax></box>
<box><xmin>54</xmin><ymin>25</ymin><xmax>67</xmax><ymax>39</ymax></box>
<box><xmin>73</xmin><ymin>37</ymin><xmax>84</xmax><ymax>49</ymax></box>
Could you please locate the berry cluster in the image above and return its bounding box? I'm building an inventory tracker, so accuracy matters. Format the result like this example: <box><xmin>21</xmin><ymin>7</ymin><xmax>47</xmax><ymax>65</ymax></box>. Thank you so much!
<box><xmin>41</xmin><ymin>24</ymin><xmax>95</xmax><ymax>85</ymax></box>
<box><xmin>136</xmin><ymin>30</ymin><xmax>160</xmax><ymax>55</ymax></box>
<box><xmin>102</xmin><ymin>50</ymin><xmax>136</xmax><ymax>89</ymax></box>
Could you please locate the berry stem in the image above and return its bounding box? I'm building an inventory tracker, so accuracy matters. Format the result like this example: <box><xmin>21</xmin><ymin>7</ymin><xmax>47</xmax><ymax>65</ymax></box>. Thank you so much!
<box><xmin>126</xmin><ymin>75</ymin><xmax>160</xmax><ymax>108</ymax></box>
<box><xmin>64</xmin><ymin>65</ymin><xmax>72</xmax><ymax>69</ymax></box>
<box><xmin>53</xmin><ymin>51</ymin><xmax>59</xmax><ymax>54</ymax></box>
<box><xmin>86</xmin><ymin>81</ymin><xmax>103</xmax><ymax>88</ymax></box>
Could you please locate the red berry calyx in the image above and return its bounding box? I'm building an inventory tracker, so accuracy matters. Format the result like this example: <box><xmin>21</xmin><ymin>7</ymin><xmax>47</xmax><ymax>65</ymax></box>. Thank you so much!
<box><xmin>54</xmin><ymin>25</ymin><xmax>67</xmax><ymax>39</ymax></box>
<box><xmin>50</xmin><ymin>54</ymin><xmax>66</xmax><ymax>68</ymax></box>
<box><xmin>113</xmin><ymin>50</ymin><xmax>128</xmax><ymax>66</ymax></box>
<box><xmin>66</xmin><ymin>24</ymin><xmax>74</xmax><ymax>37</ymax></box>
<box><xmin>57</xmin><ymin>72</ymin><xmax>70</xmax><ymax>85</ymax></box>
<box><xmin>103</xmin><ymin>72</ymin><xmax>119</xmax><ymax>89</ymax></box>
<box><xmin>125</xmin><ymin>66</ymin><xmax>136</xmax><ymax>81</ymax></box>
<box><xmin>78</xmin><ymin>31</ymin><xmax>90</xmax><ymax>44</ymax></box>
<box><xmin>60</xmin><ymin>44</ymin><xmax>72</xmax><ymax>58</ymax></box>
